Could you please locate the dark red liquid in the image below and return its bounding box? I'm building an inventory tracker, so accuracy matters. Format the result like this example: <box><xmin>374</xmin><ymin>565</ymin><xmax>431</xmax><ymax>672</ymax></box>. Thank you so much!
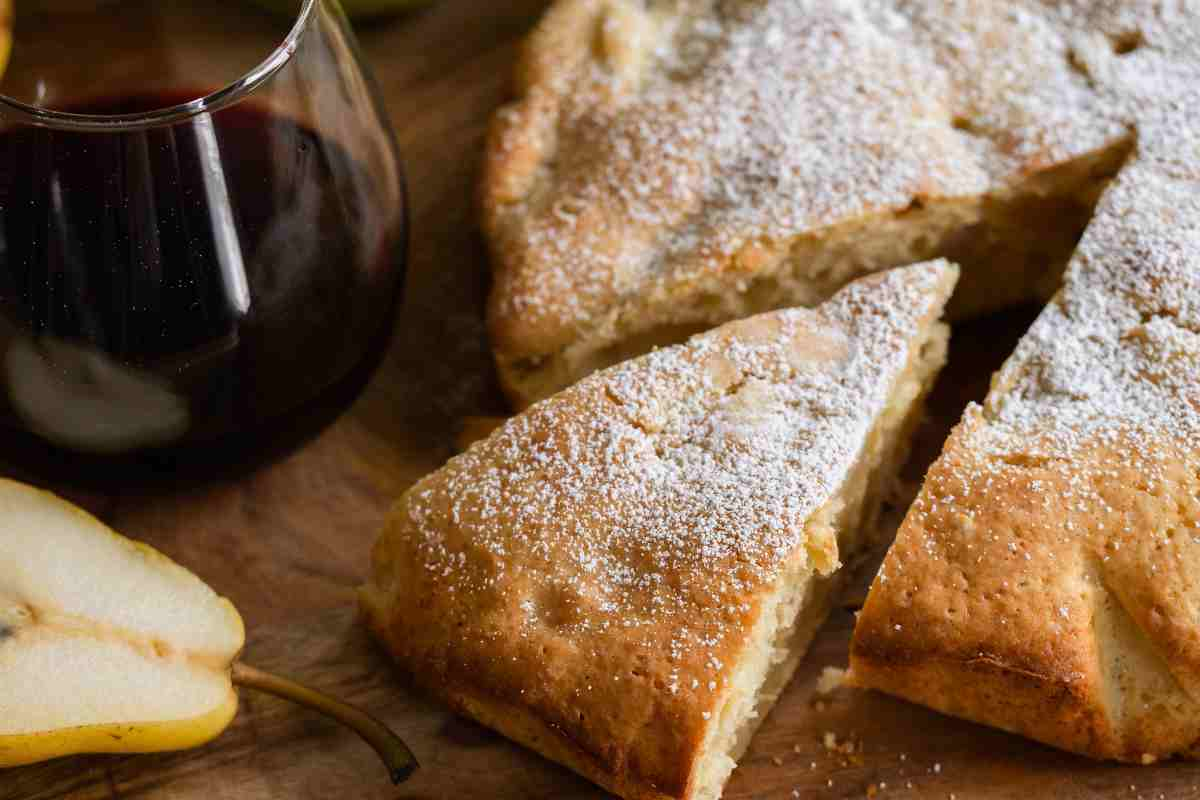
<box><xmin>0</xmin><ymin>91</ymin><xmax>405</xmax><ymax>464</ymax></box>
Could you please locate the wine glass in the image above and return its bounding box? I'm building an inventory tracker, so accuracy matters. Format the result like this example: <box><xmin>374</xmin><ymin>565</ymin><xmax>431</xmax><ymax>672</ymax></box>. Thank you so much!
<box><xmin>0</xmin><ymin>0</ymin><xmax>406</xmax><ymax>466</ymax></box>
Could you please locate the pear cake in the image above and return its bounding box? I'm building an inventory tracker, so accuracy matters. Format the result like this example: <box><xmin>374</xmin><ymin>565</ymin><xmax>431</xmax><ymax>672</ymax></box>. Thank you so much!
<box><xmin>850</xmin><ymin>13</ymin><xmax>1200</xmax><ymax>763</ymax></box>
<box><xmin>482</xmin><ymin>0</ymin><xmax>1133</xmax><ymax>407</ymax></box>
<box><xmin>483</xmin><ymin>0</ymin><xmax>1200</xmax><ymax>768</ymax></box>
<box><xmin>362</xmin><ymin>262</ymin><xmax>958</xmax><ymax>800</ymax></box>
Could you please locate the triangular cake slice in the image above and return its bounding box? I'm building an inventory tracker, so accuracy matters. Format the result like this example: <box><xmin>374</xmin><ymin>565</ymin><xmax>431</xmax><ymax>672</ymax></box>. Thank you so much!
<box><xmin>850</xmin><ymin>119</ymin><xmax>1200</xmax><ymax>761</ymax></box>
<box><xmin>362</xmin><ymin>261</ymin><xmax>958</xmax><ymax>800</ymax></box>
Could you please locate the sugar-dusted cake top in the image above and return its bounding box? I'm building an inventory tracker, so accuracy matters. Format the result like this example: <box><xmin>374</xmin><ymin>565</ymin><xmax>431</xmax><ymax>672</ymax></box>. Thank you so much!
<box><xmin>364</xmin><ymin>261</ymin><xmax>956</xmax><ymax>795</ymax></box>
<box><xmin>483</xmin><ymin>0</ymin><xmax>1144</xmax><ymax>364</ymax></box>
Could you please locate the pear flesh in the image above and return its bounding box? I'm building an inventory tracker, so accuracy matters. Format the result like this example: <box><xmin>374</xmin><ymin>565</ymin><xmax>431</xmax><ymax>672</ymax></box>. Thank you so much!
<box><xmin>0</xmin><ymin>480</ymin><xmax>244</xmax><ymax>767</ymax></box>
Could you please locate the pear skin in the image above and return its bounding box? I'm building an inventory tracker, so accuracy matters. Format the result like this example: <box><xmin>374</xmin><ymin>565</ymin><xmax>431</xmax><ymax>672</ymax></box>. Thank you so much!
<box><xmin>0</xmin><ymin>479</ymin><xmax>245</xmax><ymax>768</ymax></box>
<box><xmin>0</xmin><ymin>701</ymin><xmax>238</xmax><ymax>768</ymax></box>
<box><xmin>0</xmin><ymin>0</ymin><xmax>10</xmax><ymax>76</ymax></box>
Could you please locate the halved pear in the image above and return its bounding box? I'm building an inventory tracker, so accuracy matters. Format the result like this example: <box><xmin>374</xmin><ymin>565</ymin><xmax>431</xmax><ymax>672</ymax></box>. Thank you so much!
<box><xmin>0</xmin><ymin>479</ymin><xmax>416</xmax><ymax>782</ymax></box>
<box><xmin>0</xmin><ymin>479</ymin><xmax>243</xmax><ymax>766</ymax></box>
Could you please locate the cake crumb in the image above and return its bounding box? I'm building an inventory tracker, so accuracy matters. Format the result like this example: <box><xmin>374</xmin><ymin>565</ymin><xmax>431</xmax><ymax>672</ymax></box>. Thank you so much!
<box><xmin>820</xmin><ymin>730</ymin><xmax>863</xmax><ymax>767</ymax></box>
<box><xmin>815</xmin><ymin>666</ymin><xmax>847</xmax><ymax>695</ymax></box>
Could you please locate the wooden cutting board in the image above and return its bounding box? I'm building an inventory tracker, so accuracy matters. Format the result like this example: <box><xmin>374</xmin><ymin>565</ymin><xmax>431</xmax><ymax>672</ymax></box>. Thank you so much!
<box><xmin>5</xmin><ymin>3</ymin><xmax>1200</xmax><ymax>798</ymax></box>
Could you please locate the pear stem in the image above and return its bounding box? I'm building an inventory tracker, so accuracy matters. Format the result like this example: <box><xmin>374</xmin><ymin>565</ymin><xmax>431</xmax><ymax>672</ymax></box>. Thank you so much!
<box><xmin>231</xmin><ymin>662</ymin><xmax>418</xmax><ymax>785</ymax></box>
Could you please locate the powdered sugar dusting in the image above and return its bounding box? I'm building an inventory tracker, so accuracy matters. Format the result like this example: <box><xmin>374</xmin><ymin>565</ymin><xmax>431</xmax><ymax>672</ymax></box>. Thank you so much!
<box><xmin>489</xmin><ymin>0</ymin><xmax>1126</xmax><ymax>355</ymax></box>
<box><xmin>855</xmin><ymin>4</ymin><xmax>1200</xmax><ymax>752</ymax></box>
<box><xmin>944</xmin><ymin>2</ymin><xmax>1200</xmax><ymax>467</ymax></box>
<box><xmin>401</xmin><ymin>261</ymin><xmax>951</xmax><ymax>649</ymax></box>
<box><xmin>488</xmin><ymin>0</ymin><xmax>1200</xmax><ymax>572</ymax></box>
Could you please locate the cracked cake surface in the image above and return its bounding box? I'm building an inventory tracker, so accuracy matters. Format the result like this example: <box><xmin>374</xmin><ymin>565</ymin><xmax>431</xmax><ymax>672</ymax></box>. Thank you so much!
<box><xmin>362</xmin><ymin>262</ymin><xmax>957</xmax><ymax>800</ymax></box>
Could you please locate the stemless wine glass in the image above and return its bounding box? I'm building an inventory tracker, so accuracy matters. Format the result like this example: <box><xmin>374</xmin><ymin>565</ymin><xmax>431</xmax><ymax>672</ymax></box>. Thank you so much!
<box><xmin>0</xmin><ymin>0</ymin><xmax>406</xmax><ymax>466</ymax></box>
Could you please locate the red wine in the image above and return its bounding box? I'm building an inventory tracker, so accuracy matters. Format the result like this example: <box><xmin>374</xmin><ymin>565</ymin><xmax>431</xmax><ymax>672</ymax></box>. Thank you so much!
<box><xmin>0</xmin><ymin>91</ymin><xmax>405</xmax><ymax>459</ymax></box>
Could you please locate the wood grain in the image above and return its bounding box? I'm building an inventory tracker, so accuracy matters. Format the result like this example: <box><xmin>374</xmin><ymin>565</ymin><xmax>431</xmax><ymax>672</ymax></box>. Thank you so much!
<box><xmin>5</xmin><ymin>2</ymin><xmax>1200</xmax><ymax>798</ymax></box>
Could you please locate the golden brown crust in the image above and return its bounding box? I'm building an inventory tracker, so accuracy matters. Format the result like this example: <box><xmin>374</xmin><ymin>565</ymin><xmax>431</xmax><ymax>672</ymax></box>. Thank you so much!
<box><xmin>360</xmin><ymin>620</ymin><xmax>684</xmax><ymax>800</ymax></box>
<box><xmin>851</xmin><ymin>416</ymin><xmax>1113</xmax><ymax>755</ymax></box>
<box><xmin>365</xmin><ymin>570</ymin><xmax>844</xmax><ymax>800</ymax></box>
<box><xmin>852</xmin><ymin>424</ymin><xmax>1200</xmax><ymax>760</ymax></box>
<box><xmin>363</xmin><ymin>263</ymin><xmax>957</xmax><ymax>799</ymax></box>
<box><xmin>481</xmin><ymin>0</ymin><xmax>619</xmax><ymax>369</ymax></box>
<box><xmin>481</xmin><ymin>0</ymin><xmax>598</xmax><ymax>212</ymax></box>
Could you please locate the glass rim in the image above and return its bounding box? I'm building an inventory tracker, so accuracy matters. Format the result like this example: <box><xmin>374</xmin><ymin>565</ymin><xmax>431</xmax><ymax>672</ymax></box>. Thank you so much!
<box><xmin>0</xmin><ymin>0</ymin><xmax>318</xmax><ymax>131</ymax></box>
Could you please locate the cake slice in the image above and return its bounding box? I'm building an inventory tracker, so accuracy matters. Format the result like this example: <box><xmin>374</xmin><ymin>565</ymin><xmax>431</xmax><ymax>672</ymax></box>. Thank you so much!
<box><xmin>361</xmin><ymin>261</ymin><xmax>957</xmax><ymax>800</ymax></box>
<box><xmin>850</xmin><ymin>123</ymin><xmax>1200</xmax><ymax>762</ymax></box>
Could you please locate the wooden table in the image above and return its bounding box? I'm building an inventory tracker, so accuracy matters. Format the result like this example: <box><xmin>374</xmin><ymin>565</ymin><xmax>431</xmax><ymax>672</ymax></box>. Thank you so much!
<box><xmin>6</xmin><ymin>3</ymin><xmax>1200</xmax><ymax>798</ymax></box>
